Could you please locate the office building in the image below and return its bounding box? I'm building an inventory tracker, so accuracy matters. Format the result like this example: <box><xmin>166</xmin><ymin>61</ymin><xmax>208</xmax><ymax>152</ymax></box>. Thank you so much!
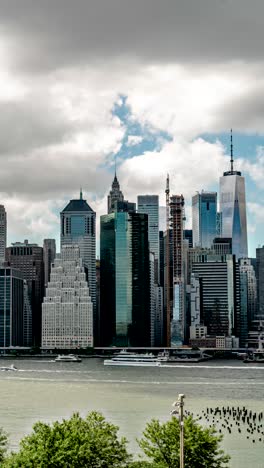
<box><xmin>138</xmin><ymin>195</ymin><xmax>159</xmax><ymax>283</ymax></box>
<box><xmin>192</xmin><ymin>191</ymin><xmax>217</xmax><ymax>249</ymax></box>
<box><xmin>100</xmin><ymin>210</ymin><xmax>150</xmax><ymax>346</ymax></box>
<box><xmin>256</xmin><ymin>246</ymin><xmax>264</xmax><ymax>316</ymax></box>
<box><xmin>170</xmin><ymin>194</ymin><xmax>185</xmax><ymax>345</ymax></box>
<box><xmin>108</xmin><ymin>172</ymin><xmax>124</xmax><ymax>214</ymax></box>
<box><xmin>0</xmin><ymin>205</ymin><xmax>6</xmax><ymax>264</ymax></box>
<box><xmin>42</xmin><ymin>245</ymin><xmax>93</xmax><ymax>349</ymax></box>
<box><xmin>239</xmin><ymin>258</ymin><xmax>257</xmax><ymax>323</ymax></box>
<box><xmin>184</xmin><ymin>229</ymin><xmax>193</xmax><ymax>248</ymax></box>
<box><xmin>60</xmin><ymin>191</ymin><xmax>96</xmax><ymax>313</ymax></box>
<box><xmin>43</xmin><ymin>239</ymin><xmax>56</xmax><ymax>288</ymax></box>
<box><xmin>219</xmin><ymin>131</ymin><xmax>248</xmax><ymax>259</ymax></box>
<box><xmin>0</xmin><ymin>268</ymin><xmax>24</xmax><ymax>347</ymax></box>
<box><xmin>192</xmin><ymin>255</ymin><xmax>240</xmax><ymax>337</ymax></box>
<box><xmin>6</xmin><ymin>240</ymin><xmax>44</xmax><ymax>345</ymax></box>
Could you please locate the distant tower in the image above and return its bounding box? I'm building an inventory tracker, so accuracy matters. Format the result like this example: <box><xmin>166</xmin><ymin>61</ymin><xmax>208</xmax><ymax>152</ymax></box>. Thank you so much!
<box><xmin>43</xmin><ymin>239</ymin><xmax>56</xmax><ymax>288</ymax></box>
<box><xmin>60</xmin><ymin>191</ymin><xmax>96</xmax><ymax>312</ymax></box>
<box><xmin>0</xmin><ymin>205</ymin><xmax>7</xmax><ymax>263</ymax></box>
<box><xmin>170</xmin><ymin>194</ymin><xmax>185</xmax><ymax>345</ymax></box>
<box><xmin>137</xmin><ymin>195</ymin><xmax>159</xmax><ymax>283</ymax></box>
<box><xmin>219</xmin><ymin>130</ymin><xmax>248</xmax><ymax>259</ymax></box>
<box><xmin>192</xmin><ymin>192</ymin><xmax>217</xmax><ymax>249</ymax></box>
<box><xmin>108</xmin><ymin>170</ymin><xmax>124</xmax><ymax>213</ymax></box>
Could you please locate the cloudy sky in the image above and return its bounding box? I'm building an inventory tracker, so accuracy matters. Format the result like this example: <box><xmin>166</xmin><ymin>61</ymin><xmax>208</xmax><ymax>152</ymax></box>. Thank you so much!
<box><xmin>0</xmin><ymin>0</ymin><xmax>263</xmax><ymax>256</ymax></box>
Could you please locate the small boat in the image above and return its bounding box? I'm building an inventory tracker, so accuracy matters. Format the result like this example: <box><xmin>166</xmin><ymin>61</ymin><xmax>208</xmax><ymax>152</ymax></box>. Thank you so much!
<box><xmin>0</xmin><ymin>364</ymin><xmax>18</xmax><ymax>372</ymax></box>
<box><xmin>55</xmin><ymin>354</ymin><xmax>82</xmax><ymax>363</ymax></box>
<box><xmin>104</xmin><ymin>350</ymin><xmax>157</xmax><ymax>366</ymax></box>
<box><xmin>157</xmin><ymin>349</ymin><xmax>212</xmax><ymax>364</ymax></box>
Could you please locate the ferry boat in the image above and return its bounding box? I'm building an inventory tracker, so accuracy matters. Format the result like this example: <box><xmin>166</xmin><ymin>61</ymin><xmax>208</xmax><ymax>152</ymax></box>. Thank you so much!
<box><xmin>157</xmin><ymin>349</ymin><xmax>212</xmax><ymax>364</ymax></box>
<box><xmin>0</xmin><ymin>364</ymin><xmax>18</xmax><ymax>372</ymax></box>
<box><xmin>55</xmin><ymin>354</ymin><xmax>82</xmax><ymax>363</ymax></box>
<box><xmin>104</xmin><ymin>350</ymin><xmax>157</xmax><ymax>366</ymax></box>
<box><xmin>244</xmin><ymin>326</ymin><xmax>264</xmax><ymax>363</ymax></box>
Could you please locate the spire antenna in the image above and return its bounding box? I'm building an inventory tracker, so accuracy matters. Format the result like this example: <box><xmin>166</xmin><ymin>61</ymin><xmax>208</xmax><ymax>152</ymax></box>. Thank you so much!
<box><xmin>114</xmin><ymin>154</ymin><xmax>117</xmax><ymax>177</ymax></box>
<box><xmin>230</xmin><ymin>128</ymin><xmax>234</xmax><ymax>173</ymax></box>
<box><xmin>80</xmin><ymin>187</ymin><xmax>83</xmax><ymax>200</ymax></box>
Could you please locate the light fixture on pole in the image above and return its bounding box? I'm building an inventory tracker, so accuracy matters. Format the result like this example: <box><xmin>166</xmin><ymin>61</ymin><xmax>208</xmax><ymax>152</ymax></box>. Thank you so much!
<box><xmin>172</xmin><ymin>393</ymin><xmax>185</xmax><ymax>468</ymax></box>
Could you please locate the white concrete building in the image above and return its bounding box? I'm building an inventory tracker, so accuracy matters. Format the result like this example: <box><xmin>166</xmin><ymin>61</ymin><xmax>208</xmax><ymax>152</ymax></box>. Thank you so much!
<box><xmin>42</xmin><ymin>245</ymin><xmax>93</xmax><ymax>349</ymax></box>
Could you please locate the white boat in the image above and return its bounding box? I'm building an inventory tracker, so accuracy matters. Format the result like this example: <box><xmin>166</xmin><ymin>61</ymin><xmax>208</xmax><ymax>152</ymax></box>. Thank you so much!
<box><xmin>104</xmin><ymin>350</ymin><xmax>157</xmax><ymax>366</ymax></box>
<box><xmin>0</xmin><ymin>364</ymin><xmax>18</xmax><ymax>372</ymax></box>
<box><xmin>157</xmin><ymin>349</ymin><xmax>212</xmax><ymax>364</ymax></box>
<box><xmin>244</xmin><ymin>325</ymin><xmax>264</xmax><ymax>363</ymax></box>
<box><xmin>55</xmin><ymin>354</ymin><xmax>82</xmax><ymax>363</ymax></box>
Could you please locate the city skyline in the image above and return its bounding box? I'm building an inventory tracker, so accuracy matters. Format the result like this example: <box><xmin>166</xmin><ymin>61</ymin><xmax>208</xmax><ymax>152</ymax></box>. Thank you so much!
<box><xmin>0</xmin><ymin>1</ymin><xmax>263</xmax><ymax>257</ymax></box>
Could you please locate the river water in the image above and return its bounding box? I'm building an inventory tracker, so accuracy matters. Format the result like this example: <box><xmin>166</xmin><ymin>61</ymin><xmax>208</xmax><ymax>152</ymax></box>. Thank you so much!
<box><xmin>0</xmin><ymin>358</ymin><xmax>263</xmax><ymax>467</ymax></box>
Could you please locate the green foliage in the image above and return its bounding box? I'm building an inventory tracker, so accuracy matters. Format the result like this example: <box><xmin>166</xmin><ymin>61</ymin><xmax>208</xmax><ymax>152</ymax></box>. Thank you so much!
<box><xmin>0</xmin><ymin>427</ymin><xmax>8</xmax><ymax>464</ymax></box>
<box><xmin>138</xmin><ymin>415</ymin><xmax>230</xmax><ymax>468</ymax></box>
<box><xmin>4</xmin><ymin>412</ymin><xmax>131</xmax><ymax>468</ymax></box>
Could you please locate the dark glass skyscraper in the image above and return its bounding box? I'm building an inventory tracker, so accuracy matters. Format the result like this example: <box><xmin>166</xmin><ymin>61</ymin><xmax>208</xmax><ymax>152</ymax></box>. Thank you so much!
<box><xmin>0</xmin><ymin>268</ymin><xmax>24</xmax><ymax>347</ymax></box>
<box><xmin>100</xmin><ymin>210</ymin><xmax>150</xmax><ymax>346</ymax></box>
<box><xmin>192</xmin><ymin>192</ymin><xmax>217</xmax><ymax>249</ymax></box>
<box><xmin>6</xmin><ymin>240</ymin><xmax>44</xmax><ymax>345</ymax></box>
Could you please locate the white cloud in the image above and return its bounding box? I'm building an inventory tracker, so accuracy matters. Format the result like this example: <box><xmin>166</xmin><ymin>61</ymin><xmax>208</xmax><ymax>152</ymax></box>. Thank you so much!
<box><xmin>127</xmin><ymin>135</ymin><xmax>143</xmax><ymax>146</ymax></box>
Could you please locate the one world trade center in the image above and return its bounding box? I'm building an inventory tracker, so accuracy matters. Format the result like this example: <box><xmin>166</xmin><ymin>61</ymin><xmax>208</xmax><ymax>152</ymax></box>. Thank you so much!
<box><xmin>219</xmin><ymin>130</ymin><xmax>248</xmax><ymax>259</ymax></box>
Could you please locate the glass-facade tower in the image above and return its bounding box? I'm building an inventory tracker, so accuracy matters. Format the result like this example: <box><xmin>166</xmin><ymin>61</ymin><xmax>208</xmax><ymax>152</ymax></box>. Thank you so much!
<box><xmin>192</xmin><ymin>192</ymin><xmax>217</xmax><ymax>249</ymax></box>
<box><xmin>219</xmin><ymin>134</ymin><xmax>248</xmax><ymax>259</ymax></box>
<box><xmin>60</xmin><ymin>192</ymin><xmax>96</xmax><ymax>312</ymax></box>
<box><xmin>137</xmin><ymin>195</ymin><xmax>159</xmax><ymax>283</ymax></box>
<box><xmin>100</xmin><ymin>211</ymin><xmax>150</xmax><ymax>346</ymax></box>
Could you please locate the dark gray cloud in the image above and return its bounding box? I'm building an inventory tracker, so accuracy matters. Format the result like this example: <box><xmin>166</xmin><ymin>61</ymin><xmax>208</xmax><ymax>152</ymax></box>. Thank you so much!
<box><xmin>1</xmin><ymin>0</ymin><xmax>264</xmax><ymax>74</ymax></box>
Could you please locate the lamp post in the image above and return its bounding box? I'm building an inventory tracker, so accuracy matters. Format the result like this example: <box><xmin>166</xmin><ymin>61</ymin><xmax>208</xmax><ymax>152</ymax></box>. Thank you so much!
<box><xmin>171</xmin><ymin>393</ymin><xmax>185</xmax><ymax>468</ymax></box>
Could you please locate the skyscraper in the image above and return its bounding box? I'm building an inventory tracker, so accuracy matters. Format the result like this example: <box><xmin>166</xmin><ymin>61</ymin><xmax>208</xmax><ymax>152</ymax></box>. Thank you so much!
<box><xmin>6</xmin><ymin>240</ymin><xmax>44</xmax><ymax>345</ymax></box>
<box><xmin>256</xmin><ymin>246</ymin><xmax>264</xmax><ymax>316</ymax></box>
<box><xmin>170</xmin><ymin>194</ymin><xmax>185</xmax><ymax>345</ymax></box>
<box><xmin>43</xmin><ymin>239</ymin><xmax>56</xmax><ymax>288</ymax></box>
<box><xmin>108</xmin><ymin>173</ymin><xmax>124</xmax><ymax>214</ymax></box>
<box><xmin>219</xmin><ymin>131</ymin><xmax>248</xmax><ymax>259</ymax></box>
<box><xmin>0</xmin><ymin>205</ymin><xmax>7</xmax><ymax>264</ymax></box>
<box><xmin>0</xmin><ymin>267</ymin><xmax>24</xmax><ymax>347</ymax></box>
<box><xmin>137</xmin><ymin>195</ymin><xmax>159</xmax><ymax>283</ymax></box>
<box><xmin>60</xmin><ymin>192</ymin><xmax>96</xmax><ymax>313</ymax></box>
<box><xmin>42</xmin><ymin>245</ymin><xmax>93</xmax><ymax>349</ymax></box>
<box><xmin>192</xmin><ymin>191</ymin><xmax>217</xmax><ymax>249</ymax></box>
<box><xmin>100</xmin><ymin>210</ymin><xmax>150</xmax><ymax>346</ymax></box>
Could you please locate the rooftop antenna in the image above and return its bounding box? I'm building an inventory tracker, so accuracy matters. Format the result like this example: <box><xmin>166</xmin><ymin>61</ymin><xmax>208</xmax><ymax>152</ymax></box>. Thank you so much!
<box><xmin>230</xmin><ymin>128</ymin><xmax>234</xmax><ymax>173</ymax></box>
<box><xmin>80</xmin><ymin>187</ymin><xmax>83</xmax><ymax>200</ymax></box>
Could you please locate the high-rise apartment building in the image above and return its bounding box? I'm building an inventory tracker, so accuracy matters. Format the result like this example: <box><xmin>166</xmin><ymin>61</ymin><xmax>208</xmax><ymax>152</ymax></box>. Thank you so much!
<box><xmin>138</xmin><ymin>195</ymin><xmax>159</xmax><ymax>283</ymax></box>
<box><xmin>60</xmin><ymin>192</ymin><xmax>96</xmax><ymax>314</ymax></box>
<box><xmin>43</xmin><ymin>239</ymin><xmax>56</xmax><ymax>288</ymax></box>
<box><xmin>6</xmin><ymin>240</ymin><xmax>44</xmax><ymax>345</ymax></box>
<box><xmin>192</xmin><ymin>191</ymin><xmax>217</xmax><ymax>249</ymax></box>
<box><xmin>219</xmin><ymin>131</ymin><xmax>248</xmax><ymax>259</ymax></box>
<box><xmin>0</xmin><ymin>205</ymin><xmax>6</xmax><ymax>264</ymax></box>
<box><xmin>100</xmin><ymin>210</ymin><xmax>150</xmax><ymax>346</ymax></box>
<box><xmin>42</xmin><ymin>245</ymin><xmax>93</xmax><ymax>349</ymax></box>
<box><xmin>0</xmin><ymin>267</ymin><xmax>24</xmax><ymax>347</ymax></box>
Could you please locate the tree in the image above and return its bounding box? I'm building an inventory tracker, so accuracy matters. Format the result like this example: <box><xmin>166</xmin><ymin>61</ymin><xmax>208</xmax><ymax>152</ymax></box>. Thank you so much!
<box><xmin>0</xmin><ymin>427</ymin><xmax>8</xmax><ymax>464</ymax></box>
<box><xmin>138</xmin><ymin>415</ymin><xmax>230</xmax><ymax>468</ymax></box>
<box><xmin>4</xmin><ymin>412</ymin><xmax>131</xmax><ymax>468</ymax></box>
